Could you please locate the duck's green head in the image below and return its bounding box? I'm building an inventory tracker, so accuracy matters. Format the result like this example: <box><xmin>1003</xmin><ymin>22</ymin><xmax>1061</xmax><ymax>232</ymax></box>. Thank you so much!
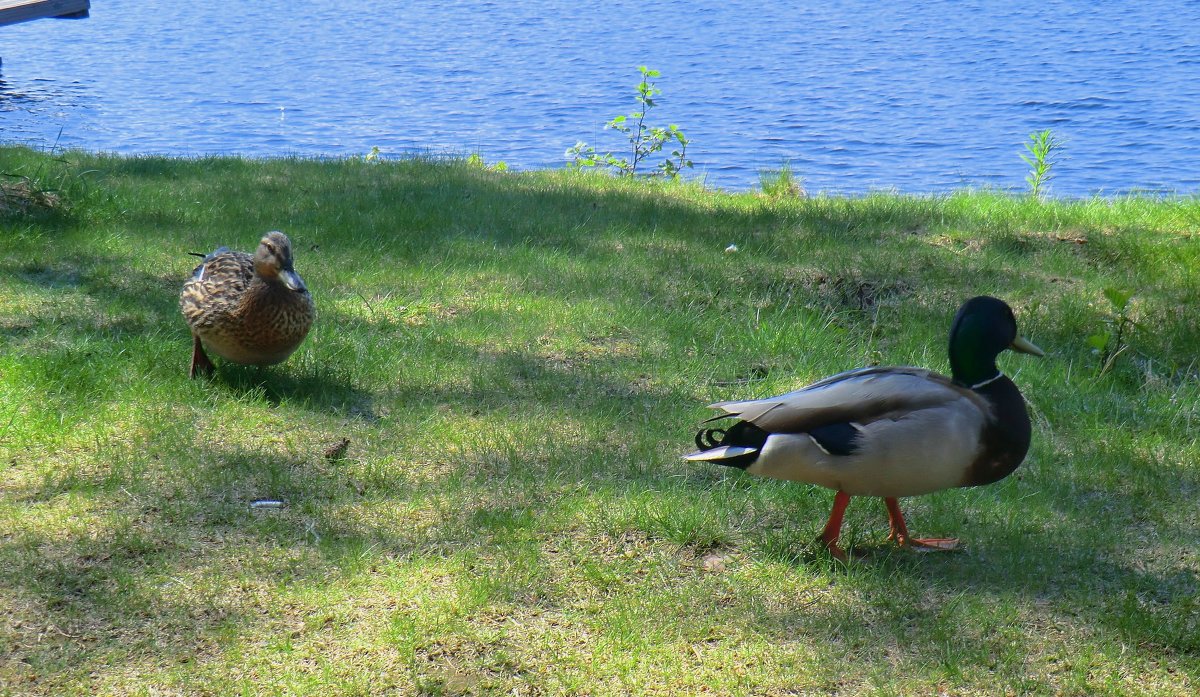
<box><xmin>948</xmin><ymin>296</ymin><xmax>1043</xmax><ymax>387</ymax></box>
<box><xmin>254</xmin><ymin>231</ymin><xmax>308</xmax><ymax>293</ymax></box>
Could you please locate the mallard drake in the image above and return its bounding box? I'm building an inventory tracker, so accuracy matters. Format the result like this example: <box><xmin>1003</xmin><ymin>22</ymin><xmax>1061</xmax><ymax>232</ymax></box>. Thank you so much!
<box><xmin>180</xmin><ymin>231</ymin><xmax>315</xmax><ymax>378</ymax></box>
<box><xmin>684</xmin><ymin>296</ymin><xmax>1043</xmax><ymax>560</ymax></box>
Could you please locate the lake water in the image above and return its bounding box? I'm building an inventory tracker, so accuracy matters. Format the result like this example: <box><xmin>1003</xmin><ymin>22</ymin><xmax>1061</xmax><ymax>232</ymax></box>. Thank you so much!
<box><xmin>2</xmin><ymin>0</ymin><xmax>1199</xmax><ymax>196</ymax></box>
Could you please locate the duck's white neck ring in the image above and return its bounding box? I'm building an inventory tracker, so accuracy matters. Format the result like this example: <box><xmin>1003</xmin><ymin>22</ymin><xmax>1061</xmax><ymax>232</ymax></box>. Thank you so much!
<box><xmin>970</xmin><ymin>372</ymin><xmax>1004</xmax><ymax>390</ymax></box>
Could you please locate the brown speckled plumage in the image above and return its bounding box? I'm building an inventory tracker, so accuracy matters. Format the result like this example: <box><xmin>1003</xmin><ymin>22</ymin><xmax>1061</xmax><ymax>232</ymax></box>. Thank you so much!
<box><xmin>180</xmin><ymin>231</ymin><xmax>315</xmax><ymax>378</ymax></box>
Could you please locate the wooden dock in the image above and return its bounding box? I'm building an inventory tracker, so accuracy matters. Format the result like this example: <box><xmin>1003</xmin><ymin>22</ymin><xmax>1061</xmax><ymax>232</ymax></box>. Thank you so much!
<box><xmin>0</xmin><ymin>0</ymin><xmax>89</xmax><ymax>28</ymax></box>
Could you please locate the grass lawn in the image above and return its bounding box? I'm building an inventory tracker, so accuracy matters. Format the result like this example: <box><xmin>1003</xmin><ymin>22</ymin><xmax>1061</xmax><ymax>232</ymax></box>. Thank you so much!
<box><xmin>1</xmin><ymin>146</ymin><xmax>1198</xmax><ymax>695</ymax></box>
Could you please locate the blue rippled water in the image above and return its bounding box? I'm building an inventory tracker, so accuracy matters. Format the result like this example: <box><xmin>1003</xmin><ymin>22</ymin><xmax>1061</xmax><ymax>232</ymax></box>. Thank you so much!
<box><xmin>2</xmin><ymin>0</ymin><xmax>1199</xmax><ymax>195</ymax></box>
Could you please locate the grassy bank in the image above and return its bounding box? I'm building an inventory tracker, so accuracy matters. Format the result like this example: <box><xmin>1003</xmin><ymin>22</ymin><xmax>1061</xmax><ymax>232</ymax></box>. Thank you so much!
<box><xmin>2</xmin><ymin>146</ymin><xmax>1198</xmax><ymax>695</ymax></box>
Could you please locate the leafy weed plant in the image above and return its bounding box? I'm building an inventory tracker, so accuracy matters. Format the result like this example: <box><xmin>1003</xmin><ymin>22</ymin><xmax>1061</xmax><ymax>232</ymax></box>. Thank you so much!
<box><xmin>1086</xmin><ymin>287</ymin><xmax>1138</xmax><ymax>376</ymax></box>
<box><xmin>567</xmin><ymin>66</ymin><xmax>693</xmax><ymax>179</ymax></box>
<box><xmin>1022</xmin><ymin>128</ymin><xmax>1061</xmax><ymax>198</ymax></box>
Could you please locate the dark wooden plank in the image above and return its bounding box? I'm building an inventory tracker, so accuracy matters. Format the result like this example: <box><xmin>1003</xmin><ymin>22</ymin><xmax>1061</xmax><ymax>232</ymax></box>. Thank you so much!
<box><xmin>0</xmin><ymin>0</ymin><xmax>90</xmax><ymax>28</ymax></box>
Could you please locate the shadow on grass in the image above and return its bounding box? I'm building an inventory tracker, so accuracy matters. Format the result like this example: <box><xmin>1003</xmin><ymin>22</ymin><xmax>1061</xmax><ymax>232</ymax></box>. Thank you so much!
<box><xmin>212</xmin><ymin>363</ymin><xmax>376</xmax><ymax>417</ymax></box>
<box><xmin>745</xmin><ymin>432</ymin><xmax>1200</xmax><ymax>662</ymax></box>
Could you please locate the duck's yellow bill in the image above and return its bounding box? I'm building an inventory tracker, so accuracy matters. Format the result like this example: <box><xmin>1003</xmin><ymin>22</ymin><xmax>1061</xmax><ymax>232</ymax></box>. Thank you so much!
<box><xmin>1011</xmin><ymin>336</ymin><xmax>1044</xmax><ymax>357</ymax></box>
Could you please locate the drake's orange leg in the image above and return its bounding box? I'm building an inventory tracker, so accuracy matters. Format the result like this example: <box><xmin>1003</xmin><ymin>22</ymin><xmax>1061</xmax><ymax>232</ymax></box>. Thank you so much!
<box><xmin>818</xmin><ymin>491</ymin><xmax>853</xmax><ymax>560</ymax></box>
<box><xmin>884</xmin><ymin>497</ymin><xmax>959</xmax><ymax>552</ymax></box>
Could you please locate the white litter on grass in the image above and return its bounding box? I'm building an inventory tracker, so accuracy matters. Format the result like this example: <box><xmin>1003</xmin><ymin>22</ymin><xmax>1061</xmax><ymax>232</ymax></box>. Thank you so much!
<box><xmin>250</xmin><ymin>499</ymin><xmax>286</xmax><ymax>509</ymax></box>
<box><xmin>724</xmin><ymin>244</ymin><xmax>738</xmax><ymax>253</ymax></box>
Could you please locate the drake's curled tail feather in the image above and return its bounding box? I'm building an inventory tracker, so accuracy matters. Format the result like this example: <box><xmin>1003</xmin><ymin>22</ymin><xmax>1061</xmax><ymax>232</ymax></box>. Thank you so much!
<box><xmin>687</xmin><ymin>420</ymin><xmax>770</xmax><ymax>469</ymax></box>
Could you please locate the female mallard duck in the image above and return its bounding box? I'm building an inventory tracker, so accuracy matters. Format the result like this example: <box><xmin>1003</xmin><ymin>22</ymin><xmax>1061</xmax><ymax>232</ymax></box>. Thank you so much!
<box><xmin>684</xmin><ymin>296</ymin><xmax>1043</xmax><ymax>560</ymax></box>
<box><xmin>180</xmin><ymin>231</ymin><xmax>315</xmax><ymax>378</ymax></box>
